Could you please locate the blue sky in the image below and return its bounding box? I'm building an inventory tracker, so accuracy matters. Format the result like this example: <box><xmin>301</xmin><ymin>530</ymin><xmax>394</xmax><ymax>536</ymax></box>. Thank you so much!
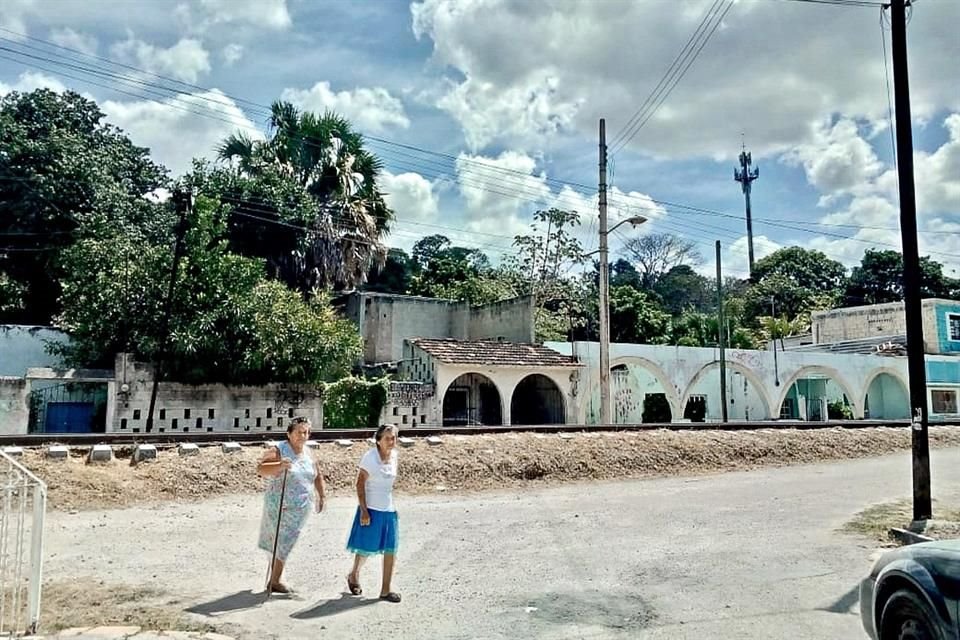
<box><xmin>1</xmin><ymin>0</ymin><xmax>958</xmax><ymax>279</ymax></box>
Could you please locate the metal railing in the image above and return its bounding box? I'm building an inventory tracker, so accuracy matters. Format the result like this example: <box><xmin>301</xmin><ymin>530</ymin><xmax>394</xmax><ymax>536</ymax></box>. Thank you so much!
<box><xmin>0</xmin><ymin>451</ymin><xmax>46</xmax><ymax>636</ymax></box>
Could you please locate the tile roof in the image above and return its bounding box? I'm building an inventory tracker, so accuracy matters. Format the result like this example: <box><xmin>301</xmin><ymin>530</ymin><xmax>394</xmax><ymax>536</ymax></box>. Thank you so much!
<box><xmin>410</xmin><ymin>338</ymin><xmax>581</xmax><ymax>368</ymax></box>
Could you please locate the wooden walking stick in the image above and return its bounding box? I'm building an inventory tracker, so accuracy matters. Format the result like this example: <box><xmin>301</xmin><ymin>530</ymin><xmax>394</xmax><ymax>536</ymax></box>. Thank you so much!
<box><xmin>265</xmin><ymin>468</ymin><xmax>289</xmax><ymax>596</ymax></box>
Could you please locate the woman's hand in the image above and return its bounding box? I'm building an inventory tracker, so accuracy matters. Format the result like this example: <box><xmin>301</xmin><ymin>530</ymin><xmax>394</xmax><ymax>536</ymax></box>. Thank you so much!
<box><xmin>360</xmin><ymin>509</ymin><xmax>371</xmax><ymax>526</ymax></box>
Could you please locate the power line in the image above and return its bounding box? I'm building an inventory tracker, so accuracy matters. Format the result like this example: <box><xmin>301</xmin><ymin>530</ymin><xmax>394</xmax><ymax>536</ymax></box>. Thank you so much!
<box><xmin>610</xmin><ymin>0</ymin><xmax>734</xmax><ymax>154</ymax></box>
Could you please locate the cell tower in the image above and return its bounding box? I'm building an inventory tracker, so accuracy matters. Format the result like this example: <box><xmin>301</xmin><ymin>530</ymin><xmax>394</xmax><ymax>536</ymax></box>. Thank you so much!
<box><xmin>734</xmin><ymin>143</ymin><xmax>759</xmax><ymax>279</ymax></box>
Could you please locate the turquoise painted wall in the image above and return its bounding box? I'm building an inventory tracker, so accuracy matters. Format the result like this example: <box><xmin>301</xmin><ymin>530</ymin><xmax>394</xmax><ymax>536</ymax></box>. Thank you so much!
<box><xmin>934</xmin><ymin>302</ymin><xmax>960</xmax><ymax>354</ymax></box>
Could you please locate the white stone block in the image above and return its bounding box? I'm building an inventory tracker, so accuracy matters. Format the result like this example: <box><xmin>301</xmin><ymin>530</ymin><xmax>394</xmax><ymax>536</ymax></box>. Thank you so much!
<box><xmin>46</xmin><ymin>445</ymin><xmax>69</xmax><ymax>459</ymax></box>
<box><xmin>88</xmin><ymin>444</ymin><xmax>112</xmax><ymax>462</ymax></box>
<box><xmin>426</xmin><ymin>436</ymin><xmax>443</xmax><ymax>446</ymax></box>
<box><xmin>366</xmin><ymin>437</ymin><xmax>376</xmax><ymax>446</ymax></box>
<box><xmin>336</xmin><ymin>439</ymin><xmax>354</xmax><ymax>448</ymax></box>
<box><xmin>133</xmin><ymin>444</ymin><xmax>157</xmax><ymax>462</ymax></box>
<box><xmin>263</xmin><ymin>440</ymin><xmax>280</xmax><ymax>449</ymax></box>
<box><xmin>306</xmin><ymin>439</ymin><xmax>320</xmax><ymax>449</ymax></box>
<box><xmin>221</xmin><ymin>442</ymin><xmax>242</xmax><ymax>454</ymax></box>
<box><xmin>398</xmin><ymin>437</ymin><xmax>415</xmax><ymax>448</ymax></box>
<box><xmin>2</xmin><ymin>446</ymin><xmax>24</xmax><ymax>457</ymax></box>
<box><xmin>178</xmin><ymin>443</ymin><xmax>200</xmax><ymax>456</ymax></box>
<box><xmin>558</xmin><ymin>433</ymin><xmax>575</xmax><ymax>440</ymax></box>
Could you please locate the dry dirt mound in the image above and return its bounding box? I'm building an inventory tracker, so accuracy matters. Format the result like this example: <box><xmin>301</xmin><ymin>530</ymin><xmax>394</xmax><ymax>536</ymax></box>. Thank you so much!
<box><xmin>20</xmin><ymin>426</ymin><xmax>960</xmax><ymax>512</ymax></box>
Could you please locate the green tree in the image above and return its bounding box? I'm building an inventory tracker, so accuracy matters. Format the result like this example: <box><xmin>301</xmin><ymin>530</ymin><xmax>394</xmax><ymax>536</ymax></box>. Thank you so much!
<box><xmin>745</xmin><ymin>247</ymin><xmax>847</xmax><ymax>323</ymax></box>
<box><xmin>844</xmin><ymin>248</ymin><xmax>955</xmax><ymax>306</ymax></box>
<box><xmin>0</xmin><ymin>89</ymin><xmax>168</xmax><ymax>324</ymax></box>
<box><xmin>654</xmin><ymin>264</ymin><xmax>714</xmax><ymax>315</ymax></box>
<box><xmin>408</xmin><ymin>234</ymin><xmax>513</xmax><ymax>305</ymax></box>
<box><xmin>215</xmin><ymin>102</ymin><xmax>392</xmax><ymax>292</ymax></box>
<box><xmin>364</xmin><ymin>248</ymin><xmax>413</xmax><ymax>295</ymax></box>
<box><xmin>609</xmin><ymin>285</ymin><xmax>671</xmax><ymax>344</ymax></box>
<box><xmin>621</xmin><ymin>232</ymin><xmax>702</xmax><ymax>288</ymax></box>
<box><xmin>53</xmin><ymin>196</ymin><xmax>360</xmax><ymax>384</ymax></box>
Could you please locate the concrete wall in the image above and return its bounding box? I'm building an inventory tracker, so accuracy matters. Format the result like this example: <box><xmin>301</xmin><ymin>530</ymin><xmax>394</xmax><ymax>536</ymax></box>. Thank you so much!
<box><xmin>0</xmin><ymin>377</ymin><xmax>29</xmax><ymax>434</ymax></box>
<box><xmin>811</xmin><ymin>299</ymin><xmax>957</xmax><ymax>353</ymax></box>
<box><xmin>340</xmin><ymin>293</ymin><xmax>535</xmax><ymax>365</ymax></box>
<box><xmin>110</xmin><ymin>355</ymin><xmax>323</xmax><ymax>433</ymax></box>
<box><xmin>547</xmin><ymin>341</ymin><xmax>913</xmax><ymax>424</ymax></box>
<box><xmin>0</xmin><ymin>325</ymin><xmax>69</xmax><ymax>376</ymax></box>
<box><xmin>380</xmin><ymin>381</ymin><xmax>435</xmax><ymax>429</ymax></box>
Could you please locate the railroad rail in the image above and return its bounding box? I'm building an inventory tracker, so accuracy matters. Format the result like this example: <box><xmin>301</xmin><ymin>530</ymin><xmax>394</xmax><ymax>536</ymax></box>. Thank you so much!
<box><xmin>0</xmin><ymin>419</ymin><xmax>946</xmax><ymax>448</ymax></box>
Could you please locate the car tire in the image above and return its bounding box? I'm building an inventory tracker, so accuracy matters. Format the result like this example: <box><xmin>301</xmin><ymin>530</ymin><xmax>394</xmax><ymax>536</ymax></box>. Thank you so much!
<box><xmin>879</xmin><ymin>588</ymin><xmax>944</xmax><ymax>640</ymax></box>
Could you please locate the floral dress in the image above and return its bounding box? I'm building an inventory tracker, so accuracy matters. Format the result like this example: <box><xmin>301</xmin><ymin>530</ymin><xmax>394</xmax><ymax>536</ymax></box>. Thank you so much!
<box><xmin>257</xmin><ymin>440</ymin><xmax>316</xmax><ymax>562</ymax></box>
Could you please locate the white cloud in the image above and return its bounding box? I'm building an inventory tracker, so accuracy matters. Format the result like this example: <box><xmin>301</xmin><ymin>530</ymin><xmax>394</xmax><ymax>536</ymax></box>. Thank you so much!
<box><xmin>0</xmin><ymin>0</ymin><xmax>33</xmax><ymax>36</ymax></box>
<box><xmin>221</xmin><ymin>43</ymin><xmax>244</xmax><ymax>66</ymax></box>
<box><xmin>411</xmin><ymin>0</ymin><xmax>960</xmax><ymax>158</ymax></box>
<box><xmin>280</xmin><ymin>82</ymin><xmax>410</xmax><ymax>134</ymax></box>
<box><xmin>110</xmin><ymin>36</ymin><xmax>211</xmax><ymax>83</ymax></box>
<box><xmin>196</xmin><ymin>0</ymin><xmax>291</xmax><ymax>30</ymax></box>
<box><xmin>0</xmin><ymin>71</ymin><xmax>66</xmax><ymax>97</ymax></box>
<box><xmin>380</xmin><ymin>171</ymin><xmax>442</xmax><ymax>251</ymax></box>
<box><xmin>783</xmin><ymin>118</ymin><xmax>883</xmax><ymax>196</ymax></box>
<box><xmin>102</xmin><ymin>89</ymin><xmax>261</xmax><ymax>177</ymax></box>
<box><xmin>48</xmin><ymin>27</ymin><xmax>98</xmax><ymax>56</ymax></box>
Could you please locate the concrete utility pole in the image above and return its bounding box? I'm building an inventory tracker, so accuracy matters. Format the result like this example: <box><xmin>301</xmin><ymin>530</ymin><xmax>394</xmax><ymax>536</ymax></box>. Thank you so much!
<box><xmin>716</xmin><ymin>241</ymin><xmax>728</xmax><ymax>423</ymax></box>
<box><xmin>599</xmin><ymin>118</ymin><xmax>611</xmax><ymax>426</ymax></box>
<box><xmin>889</xmin><ymin>0</ymin><xmax>931</xmax><ymax>522</ymax></box>
<box><xmin>734</xmin><ymin>145</ymin><xmax>759</xmax><ymax>280</ymax></box>
<box><xmin>146</xmin><ymin>188</ymin><xmax>192</xmax><ymax>432</ymax></box>
<box><xmin>597</xmin><ymin>118</ymin><xmax>647</xmax><ymax>425</ymax></box>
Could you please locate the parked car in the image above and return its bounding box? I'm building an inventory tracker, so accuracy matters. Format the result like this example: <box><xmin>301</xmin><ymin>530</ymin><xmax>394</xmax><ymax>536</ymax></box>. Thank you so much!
<box><xmin>860</xmin><ymin>539</ymin><xmax>960</xmax><ymax>639</ymax></box>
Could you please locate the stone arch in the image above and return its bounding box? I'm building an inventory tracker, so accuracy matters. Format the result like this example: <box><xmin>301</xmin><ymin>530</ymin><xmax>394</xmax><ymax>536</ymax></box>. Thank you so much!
<box><xmin>440</xmin><ymin>372</ymin><xmax>503</xmax><ymax>426</ymax></box>
<box><xmin>607</xmin><ymin>356</ymin><xmax>682</xmax><ymax>422</ymax></box>
<box><xmin>777</xmin><ymin>365</ymin><xmax>861</xmax><ymax>419</ymax></box>
<box><xmin>511</xmin><ymin>373</ymin><xmax>566</xmax><ymax>425</ymax></box>
<box><xmin>862</xmin><ymin>367</ymin><xmax>911</xmax><ymax>420</ymax></box>
<box><xmin>680</xmin><ymin>361</ymin><xmax>774</xmax><ymax>421</ymax></box>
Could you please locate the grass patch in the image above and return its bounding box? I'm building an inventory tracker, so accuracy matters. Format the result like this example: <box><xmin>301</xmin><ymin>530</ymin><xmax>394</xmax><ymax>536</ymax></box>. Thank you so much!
<box><xmin>37</xmin><ymin>579</ymin><xmax>217</xmax><ymax>633</ymax></box>
<box><xmin>843</xmin><ymin>499</ymin><xmax>960</xmax><ymax>544</ymax></box>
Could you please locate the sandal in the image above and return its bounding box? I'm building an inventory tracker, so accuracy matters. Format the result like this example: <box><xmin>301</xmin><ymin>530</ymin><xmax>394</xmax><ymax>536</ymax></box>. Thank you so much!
<box><xmin>379</xmin><ymin>592</ymin><xmax>401</xmax><ymax>603</ymax></box>
<box><xmin>346</xmin><ymin>576</ymin><xmax>362</xmax><ymax>596</ymax></box>
<box><xmin>268</xmin><ymin>582</ymin><xmax>292</xmax><ymax>595</ymax></box>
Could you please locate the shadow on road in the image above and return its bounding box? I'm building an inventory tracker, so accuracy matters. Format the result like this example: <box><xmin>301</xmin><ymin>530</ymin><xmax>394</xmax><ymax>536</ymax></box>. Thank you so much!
<box><xmin>820</xmin><ymin>585</ymin><xmax>860</xmax><ymax>614</ymax></box>
<box><xmin>186</xmin><ymin>589</ymin><xmax>269</xmax><ymax>616</ymax></box>
<box><xmin>290</xmin><ymin>593</ymin><xmax>380</xmax><ymax>619</ymax></box>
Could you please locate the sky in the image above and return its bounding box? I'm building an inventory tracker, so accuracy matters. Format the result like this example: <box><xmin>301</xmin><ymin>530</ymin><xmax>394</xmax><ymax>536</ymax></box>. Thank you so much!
<box><xmin>0</xmin><ymin>0</ymin><xmax>958</xmax><ymax>279</ymax></box>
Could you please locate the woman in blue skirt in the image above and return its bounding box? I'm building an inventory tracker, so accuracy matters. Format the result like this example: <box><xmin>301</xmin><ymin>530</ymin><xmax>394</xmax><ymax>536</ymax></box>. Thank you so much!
<box><xmin>346</xmin><ymin>424</ymin><xmax>401</xmax><ymax>603</ymax></box>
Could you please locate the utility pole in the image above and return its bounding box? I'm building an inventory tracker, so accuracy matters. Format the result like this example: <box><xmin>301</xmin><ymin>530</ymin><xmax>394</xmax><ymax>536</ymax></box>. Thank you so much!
<box><xmin>734</xmin><ymin>145</ymin><xmax>760</xmax><ymax>280</ymax></box>
<box><xmin>716</xmin><ymin>241</ymin><xmax>728</xmax><ymax>422</ymax></box>
<box><xmin>771</xmin><ymin>296</ymin><xmax>780</xmax><ymax>387</ymax></box>
<box><xmin>890</xmin><ymin>0</ymin><xmax>931</xmax><ymax>522</ymax></box>
<box><xmin>598</xmin><ymin>118</ymin><xmax>612</xmax><ymax>426</ymax></box>
<box><xmin>146</xmin><ymin>188</ymin><xmax>192</xmax><ymax>432</ymax></box>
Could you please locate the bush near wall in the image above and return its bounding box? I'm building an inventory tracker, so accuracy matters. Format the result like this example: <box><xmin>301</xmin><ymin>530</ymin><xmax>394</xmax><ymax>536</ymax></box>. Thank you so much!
<box><xmin>323</xmin><ymin>377</ymin><xmax>389</xmax><ymax>429</ymax></box>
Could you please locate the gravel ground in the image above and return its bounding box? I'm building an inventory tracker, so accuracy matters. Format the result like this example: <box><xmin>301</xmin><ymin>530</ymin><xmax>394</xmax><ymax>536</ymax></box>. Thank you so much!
<box><xmin>18</xmin><ymin>426</ymin><xmax>960</xmax><ymax>511</ymax></box>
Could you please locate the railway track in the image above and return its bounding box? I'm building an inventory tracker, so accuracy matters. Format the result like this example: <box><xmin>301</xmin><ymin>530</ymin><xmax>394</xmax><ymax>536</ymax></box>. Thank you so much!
<box><xmin>0</xmin><ymin>418</ymin><xmax>940</xmax><ymax>448</ymax></box>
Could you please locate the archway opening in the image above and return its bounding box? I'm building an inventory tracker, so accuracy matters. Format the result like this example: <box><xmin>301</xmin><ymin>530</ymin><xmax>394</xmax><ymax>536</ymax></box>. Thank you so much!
<box><xmin>442</xmin><ymin>373</ymin><xmax>502</xmax><ymax>426</ymax></box>
<box><xmin>683</xmin><ymin>365</ymin><xmax>771</xmax><ymax>422</ymax></box>
<box><xmin>587</xmin><ymin>363</ymin><xmax>673</xmax><ymax>424</ymax></box>
<box><xmin>511</xmin><ymin>374</ymin><xmax>565</xmax><ymax>425</ymax></box>
<box><xmin>864</xmin><ymin>373</ymin><xmax>910</xmax><ymax>419</ymax></box>
<box><xmin>780</xmin><ymin>372</ymin><xmax>852</xmax><ymax>421</ymax></box>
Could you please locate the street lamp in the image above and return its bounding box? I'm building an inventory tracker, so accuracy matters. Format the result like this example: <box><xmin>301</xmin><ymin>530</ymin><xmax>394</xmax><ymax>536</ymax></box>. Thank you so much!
<box><xmin>598</xmin><ymin>214</ymin><xmax>647</xmax><ymax>425</ymax></box>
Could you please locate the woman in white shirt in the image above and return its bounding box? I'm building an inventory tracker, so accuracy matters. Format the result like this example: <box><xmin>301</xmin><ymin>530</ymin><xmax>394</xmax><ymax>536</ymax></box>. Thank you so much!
<box><xmin>345</xmin><ymin>424</ymin><xmax>401</xmax><ymax>603</ymax></box>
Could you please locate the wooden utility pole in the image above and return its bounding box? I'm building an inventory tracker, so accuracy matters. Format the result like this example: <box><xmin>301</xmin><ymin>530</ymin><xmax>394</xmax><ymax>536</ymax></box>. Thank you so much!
<box><xmin>598</xmin><ymin>118</ymin><xmax>612</xmax><ymax>425</ymax></box>
<box><xmin>146</xmin><ymin>188</ymin><xmax>192</xmax><ymax>432</ymax></box>
<box><xmin>889</xmin><ymin>0</ymin><xmax>931</xmax><ymax>522</ymax></box>
<box><xmin>716</xmin><ymin>241</ymin><xmax>728</xmax><ymax>422</ymax></box>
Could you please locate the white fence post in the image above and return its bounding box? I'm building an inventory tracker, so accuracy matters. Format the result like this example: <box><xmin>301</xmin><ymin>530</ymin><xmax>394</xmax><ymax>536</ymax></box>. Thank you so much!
<box><xmin>0</xmin><ymin>450</ymin><xmax>47</xmax><ymax>636</ymax></box>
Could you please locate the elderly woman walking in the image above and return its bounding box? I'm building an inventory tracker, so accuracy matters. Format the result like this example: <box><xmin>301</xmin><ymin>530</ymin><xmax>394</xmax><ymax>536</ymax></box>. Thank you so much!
<box><xmin>345</xmin><ymin>424</ymin><xmax>401</xmax><ymax>603</ymax></box>
<box><xmin>256</xmin><ymin>416</ymin><xmax>325</xmax><ymax>594</ymax></box>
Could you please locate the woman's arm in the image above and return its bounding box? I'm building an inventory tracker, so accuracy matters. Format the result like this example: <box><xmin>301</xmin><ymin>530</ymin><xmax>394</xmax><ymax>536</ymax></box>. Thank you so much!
<box><xmin>357</xmin><ymin>468</ymin><xmax>371</xmax><ymax>525</ymax></box>
<box><xmin>256</xmin><ymin>448</ymin><xmax>290</xmax><ymax>477</ymax></box>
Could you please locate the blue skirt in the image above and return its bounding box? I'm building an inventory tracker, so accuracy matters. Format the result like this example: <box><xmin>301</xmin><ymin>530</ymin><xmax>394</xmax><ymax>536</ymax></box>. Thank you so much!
<box><xmin>346</xmin><ymin>507</ymin><xmax>399</xmax><ymax>556</ymax></box>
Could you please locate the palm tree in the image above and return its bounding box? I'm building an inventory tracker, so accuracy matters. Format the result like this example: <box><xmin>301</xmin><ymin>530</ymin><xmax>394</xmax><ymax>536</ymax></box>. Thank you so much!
<box><xmin>218</xmin><ymin>102</ymin><xmax>392</xmax><ymax>292</ymax></box>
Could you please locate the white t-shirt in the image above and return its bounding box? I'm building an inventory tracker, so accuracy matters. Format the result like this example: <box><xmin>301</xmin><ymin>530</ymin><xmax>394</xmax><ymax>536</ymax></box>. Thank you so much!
<box><xmin>360</xmin><ymin>447</ymin><xmax>398</xmax><ymax>512</ymax></box>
